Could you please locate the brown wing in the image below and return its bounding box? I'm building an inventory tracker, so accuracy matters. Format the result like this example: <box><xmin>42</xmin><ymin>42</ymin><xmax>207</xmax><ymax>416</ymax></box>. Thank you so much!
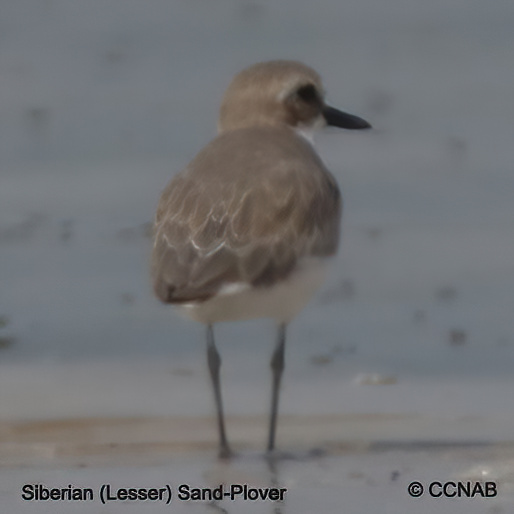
<box><xmin>151</xmin><ymin>127</ymin><xmax>341</xmax><ymax>304</ymax></box>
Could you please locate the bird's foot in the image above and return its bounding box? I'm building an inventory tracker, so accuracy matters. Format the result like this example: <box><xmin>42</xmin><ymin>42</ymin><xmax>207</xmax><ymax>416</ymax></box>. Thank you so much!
<box><xmin>218</xmin><ymin>444</ymin><xmax>234</xmax><ymax>460</ymax></box>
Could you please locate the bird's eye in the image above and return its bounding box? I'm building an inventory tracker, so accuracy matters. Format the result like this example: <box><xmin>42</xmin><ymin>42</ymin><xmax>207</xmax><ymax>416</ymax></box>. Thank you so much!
<box><xmin>296</xmin><ymin>84</ymin><xmax>319</xmax><ymax>104</ymax></box>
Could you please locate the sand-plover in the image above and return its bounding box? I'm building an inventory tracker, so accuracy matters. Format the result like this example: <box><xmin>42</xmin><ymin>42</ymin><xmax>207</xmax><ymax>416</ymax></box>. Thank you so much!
<box><xmin>152</xmin><ymin>60</ymin><xmax>371</xmax><ymax>457</ymax></box>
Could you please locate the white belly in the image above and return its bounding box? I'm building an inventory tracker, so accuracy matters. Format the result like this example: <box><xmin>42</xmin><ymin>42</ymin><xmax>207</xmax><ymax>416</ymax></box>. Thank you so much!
<box><xmin>179</xmin><ymin>258</ymin><xmax>328</xmax><ymax>324</ymax></box>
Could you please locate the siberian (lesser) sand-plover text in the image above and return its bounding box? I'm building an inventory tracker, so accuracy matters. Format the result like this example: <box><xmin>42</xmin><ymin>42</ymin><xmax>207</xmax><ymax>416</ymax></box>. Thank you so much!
<box><xmin>152</xmin><ymin>60</ymin><xmax>371</xmax><ymax>458</ymax></box>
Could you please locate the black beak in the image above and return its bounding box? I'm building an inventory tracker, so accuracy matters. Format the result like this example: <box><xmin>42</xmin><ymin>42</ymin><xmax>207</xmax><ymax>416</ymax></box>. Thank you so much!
<box><xmin>323</xmin><ymin>105</ymin><xmax>372</xmax><ymax>130</ymax></box>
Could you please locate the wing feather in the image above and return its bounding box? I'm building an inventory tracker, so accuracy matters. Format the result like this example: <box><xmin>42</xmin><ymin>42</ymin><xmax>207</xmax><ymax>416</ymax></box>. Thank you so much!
<box><xmin>152</xmin><ymin>127</ymin><xmax>341</xmax><ymax>303</ymax></box>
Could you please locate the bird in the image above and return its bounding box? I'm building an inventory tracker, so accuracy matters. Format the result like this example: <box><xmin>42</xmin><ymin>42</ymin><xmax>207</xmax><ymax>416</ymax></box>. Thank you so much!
<box><xmin>151</xmin><ymin>60</ymin><xmax>371</xmax><ymax>458</ymax></box>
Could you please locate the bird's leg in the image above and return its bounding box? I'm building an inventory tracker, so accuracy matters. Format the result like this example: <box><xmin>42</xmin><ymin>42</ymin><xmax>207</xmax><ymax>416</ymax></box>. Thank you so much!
<box><xmin>206</xmin><ymin>324</ymin><xmax>232</xmax><ymax>459</ymax></box>
<box><xmin>268</xmin><ymin>323</ymin><xmax>286</xmax><ymax>453</ymax></box>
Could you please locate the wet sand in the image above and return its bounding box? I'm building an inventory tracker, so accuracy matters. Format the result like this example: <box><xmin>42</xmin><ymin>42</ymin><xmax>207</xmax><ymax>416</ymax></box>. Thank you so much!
<box><xmin>2</xmin><ymin>416</ymin><xmax>514</xmax><ymax>513</ymax></box>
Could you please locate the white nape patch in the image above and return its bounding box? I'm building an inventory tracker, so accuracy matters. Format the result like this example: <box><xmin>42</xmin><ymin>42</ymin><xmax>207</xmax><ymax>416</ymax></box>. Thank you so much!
<box><xmin>295</xmin><ymin>125</ymin><xmax>316</xmax><ymax>143</ymax></box>
<box><xmin>295</xmin><ymin>115</ymin><xmax>325</xmax><ymax>143</ymax></box>
<box><xmin>179</xmin><ymin>258</ymin><xmax>329</xmax><ymax>324</ymax></box>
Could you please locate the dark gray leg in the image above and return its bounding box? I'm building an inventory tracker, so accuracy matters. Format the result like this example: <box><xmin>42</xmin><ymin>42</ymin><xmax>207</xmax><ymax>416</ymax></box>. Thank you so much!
<box><xmin>268</xmin><ymin>324</ymin><xmax>286</xmax><ymax>452</ymax></box>
<box><xmin>206</xmin><ymin>324</ymin><xmax>231</xmax><ymax>458</ymax></box>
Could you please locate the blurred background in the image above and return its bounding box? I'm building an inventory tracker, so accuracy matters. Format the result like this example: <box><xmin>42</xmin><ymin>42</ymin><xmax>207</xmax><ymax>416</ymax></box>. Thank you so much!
<box><xmin>1</xmin><ymin>0</ymin><xmax>514</xmax><ymax>477</ymax></box>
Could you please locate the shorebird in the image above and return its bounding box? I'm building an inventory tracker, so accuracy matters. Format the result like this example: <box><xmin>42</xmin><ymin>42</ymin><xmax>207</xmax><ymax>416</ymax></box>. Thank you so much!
<box><xmin>152</xmin><ymin>60</ymin><xmax>371</xmax><ymax>458</ymax></box>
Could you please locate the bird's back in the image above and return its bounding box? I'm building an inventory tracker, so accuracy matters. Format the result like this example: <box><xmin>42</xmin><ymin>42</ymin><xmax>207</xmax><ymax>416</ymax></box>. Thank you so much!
<box><xmin>152</xmin><ymin>125</ymin><xmax>341</xmax><ymax>306</ymax></box>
